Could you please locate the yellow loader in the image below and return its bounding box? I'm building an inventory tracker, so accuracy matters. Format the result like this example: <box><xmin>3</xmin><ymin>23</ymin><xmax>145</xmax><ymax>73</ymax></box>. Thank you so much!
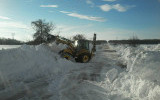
<box><xmin>56</xmin><ymin>34</ymin><xmax>96</xmax><ymax>63</ymax></box>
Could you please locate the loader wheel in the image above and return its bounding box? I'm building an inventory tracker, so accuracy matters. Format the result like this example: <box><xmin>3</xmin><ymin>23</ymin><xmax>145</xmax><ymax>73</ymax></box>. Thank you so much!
<box><xmin>75</xmin><ymin>58</ymin><xmax>80</xmax><ymax>62</ymax></box>
<box><xmin>79</xmin><ymin>53</ymin><xmax>90</xmax><ymax>63</ymax></box>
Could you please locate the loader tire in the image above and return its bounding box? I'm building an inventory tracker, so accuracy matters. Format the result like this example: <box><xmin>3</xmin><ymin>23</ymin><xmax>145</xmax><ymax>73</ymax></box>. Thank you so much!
<box><xmin>75</xmin><ymin>58</ymin><xmax>80</xmax><ymax>62</ymax></box>
<box><xmin>79</xmin><ymin>53</ymin><xmax>90</xmax><ymax>63</ymax></box>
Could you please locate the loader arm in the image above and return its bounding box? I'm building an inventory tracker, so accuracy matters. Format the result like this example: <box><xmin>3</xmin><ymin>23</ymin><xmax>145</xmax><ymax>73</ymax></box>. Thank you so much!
<box><xmin>56</xmin><ymin>37</ymin><xmax>75</xmax><ymax>52</ymax></box>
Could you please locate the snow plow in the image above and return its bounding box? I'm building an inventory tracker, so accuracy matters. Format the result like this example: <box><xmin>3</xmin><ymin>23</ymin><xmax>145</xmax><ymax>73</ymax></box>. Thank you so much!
<box><xmin>56</xmin><ymin>34</ymin><xmax>96</xmax><ymax>63</ymax></box>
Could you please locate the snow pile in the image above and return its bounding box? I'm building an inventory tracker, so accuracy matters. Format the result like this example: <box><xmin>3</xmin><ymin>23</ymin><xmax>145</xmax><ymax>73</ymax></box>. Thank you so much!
<box><xmin>0</xmin><ymin>44</ymin><xmax>72</xmax><ymax>82</ymax></box>
<box><xmin>0</xmin><ymin>44</ymin><xmax>82</xmax><ymax>100</ymax></box>
<box><xmin>114</xmin><ymin>45</ymin><xmax>160</xmax><ymax>82</ymax></box>
<box><xmin>107</xmin><ymin>44</ymin><xmax>160</xmax><ymax>99</ymax></box>
<box><xmin>141</xmin><ymin>44</ymin><xmax>160</xmax><ymax>51</ymax></box>
<box><xmin>111</xmin><ymin>73</ymin><xmax>160</xmax><ymax>100</ymax></box>
<box><xmin>48</xmin><ymin>42</ymin><xmax>68</xmax><ymax>53</ymax></box>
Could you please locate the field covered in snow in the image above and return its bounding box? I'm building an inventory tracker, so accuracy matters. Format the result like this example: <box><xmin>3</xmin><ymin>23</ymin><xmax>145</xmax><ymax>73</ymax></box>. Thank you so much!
<box><xmin>0</xmin><ymin>43</ymin><xmax>160</xmax><ymax>100</ymax></box>
<box><xmin>0</xmin><ymin>45</ymin><xmax>21</xmax><ymax>50</ymax></box>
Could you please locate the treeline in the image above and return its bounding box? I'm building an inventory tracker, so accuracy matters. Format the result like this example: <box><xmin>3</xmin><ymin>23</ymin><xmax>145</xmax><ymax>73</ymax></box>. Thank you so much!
<box><xmin>96</xmin><ymin>40</ymin><xmax>107</xmax><ymax>45</ymax></box>
<box><xmin>88</xmin><ymin>40</ymin><xmax>107</xmax><ymax>45</ymax></box>
<box><xmin>0</xmin><ymin>38</ymin><xmax>24</xmax><ymax>45</ymax></box>
<box><xmin>108</xmin><ymin>39</ymin><xmax>160</xmax><ymax>45</ymax></box>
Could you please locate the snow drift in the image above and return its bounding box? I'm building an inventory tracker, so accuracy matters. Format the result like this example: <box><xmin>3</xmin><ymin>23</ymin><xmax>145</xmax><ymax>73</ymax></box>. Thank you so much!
<box><xmin>0</xmin><ymin>44</ymin><xmax>75</xmax><ymax>83</ymax></box>
<box><xmin>0</xmin><ymin>44</ymin><xmax>82</xmax><ymax>100</ymax></box>
<box><xmin>114</xmin><ymin>44</ymin><xmax>160</xmax><ymax>82</ymax></box>
<box><xmin>106</xmin><ymin>44</ymin><xmax>160</xmax><ymax>100</ymax></box>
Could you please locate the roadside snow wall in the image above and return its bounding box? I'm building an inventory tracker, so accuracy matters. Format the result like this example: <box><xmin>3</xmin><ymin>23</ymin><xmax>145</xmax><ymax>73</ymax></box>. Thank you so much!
<box><xmin>0</xmin><ymin>44</ymin><xmax>82</xmax><ymax>100</ymax></box>
<box><xmin>107</xmin><ymin>44</ymin><xmax>160</xmax><ymax>100</ymax></box>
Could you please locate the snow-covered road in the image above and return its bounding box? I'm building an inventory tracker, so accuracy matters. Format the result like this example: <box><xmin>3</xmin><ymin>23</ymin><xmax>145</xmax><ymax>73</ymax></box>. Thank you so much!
<box><xmin>59</xmin><ymin>46</ymin><xmax>129</xmax><ymax>100</ymax></box>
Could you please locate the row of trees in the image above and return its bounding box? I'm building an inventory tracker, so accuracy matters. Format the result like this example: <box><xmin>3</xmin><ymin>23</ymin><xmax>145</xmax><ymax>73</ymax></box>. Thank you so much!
<box><xmin>109</xmin><ymin>34</ymin><xmax>160</xmax><ymax>47</ymax></box>
<box><xmin>0</xmin><ymin>38</ymin><xmax>23</xmax><ymax>45</ymax></box>
<box><xmin>109</xmin><ymin>39</ymin><xmax>160</xmax><ymax>47</ymax></box>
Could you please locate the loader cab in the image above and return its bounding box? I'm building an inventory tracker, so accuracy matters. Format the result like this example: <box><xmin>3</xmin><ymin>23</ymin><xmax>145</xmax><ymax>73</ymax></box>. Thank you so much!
<box><xmin>74</xmin><ymin>40</ymin><xmax>90</xmax><ymax>51</ymax></box>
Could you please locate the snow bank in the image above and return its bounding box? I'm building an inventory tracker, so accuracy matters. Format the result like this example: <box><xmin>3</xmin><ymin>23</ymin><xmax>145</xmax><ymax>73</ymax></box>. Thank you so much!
<box><xmin>48</xmin><ymin>42</ymin><xmax>68</xmax><ymax>53</ymax></box>
<box><xmin>106</xmin><ymin>44</ymin><xmax>160</xmax><ymax>99</ymax></box>
<box><xmin>0</xmin><ymin>44</ymin><xmax>70</xmax><ymax>82</ymax></box>
<box><xmin>113</xmin><ymin>44</ymin><xmax>160</xmax><ymax>82</ymax></box>
<box><xmin>0</xmin><ymin>43</ymin><xmax>82</xmax><ymax>100</ymax></box>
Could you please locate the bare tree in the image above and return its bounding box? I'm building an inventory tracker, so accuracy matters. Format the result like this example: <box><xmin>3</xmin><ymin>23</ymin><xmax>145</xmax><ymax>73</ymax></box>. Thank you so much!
<box><xmin>72</xmin><ymin>34</ymin><xmax>86</xmax><ymax>41</ymax></box>
<box><xmin>130</xmin><ymin>33</ymin><xmax>139</xmax><ymax>40</ymax></box>
<box><xmin>129</xmin><ymin>33</ymin><xmax>139</xmax><ymax>47</ymax></box>
<box><xmin>31</xmin><ymin>19</ymin><xmax>56</xmax><ymax>42</ymax></box>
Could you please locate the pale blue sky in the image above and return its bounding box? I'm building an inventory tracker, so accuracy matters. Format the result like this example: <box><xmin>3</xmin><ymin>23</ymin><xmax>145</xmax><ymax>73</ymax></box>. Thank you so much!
<box><xmin>0</xmin><ymin>0</ymin><xmax>160</xmax><ymax>41</ymax></box>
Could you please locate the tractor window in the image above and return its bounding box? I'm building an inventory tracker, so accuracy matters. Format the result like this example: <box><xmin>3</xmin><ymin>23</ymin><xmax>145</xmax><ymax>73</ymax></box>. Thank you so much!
<box><xmin>78</xmin><ymin>40</ymin><xmax>89</xmax><ymax>50</ymax></box>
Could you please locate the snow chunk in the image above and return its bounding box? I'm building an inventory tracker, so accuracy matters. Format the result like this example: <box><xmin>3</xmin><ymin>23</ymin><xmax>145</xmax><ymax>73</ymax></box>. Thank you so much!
<box><xmin>106</xmin><ymin>68</ymin><xmax>118</xmax><ymax>83</ymax></box>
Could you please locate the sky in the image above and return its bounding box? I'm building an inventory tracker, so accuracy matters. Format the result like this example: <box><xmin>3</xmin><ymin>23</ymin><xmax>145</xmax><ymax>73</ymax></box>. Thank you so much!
<box><xmin>0</xmin><ymin>0</ymin><xmax>160</xmax><ymax>41</ymax></box>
